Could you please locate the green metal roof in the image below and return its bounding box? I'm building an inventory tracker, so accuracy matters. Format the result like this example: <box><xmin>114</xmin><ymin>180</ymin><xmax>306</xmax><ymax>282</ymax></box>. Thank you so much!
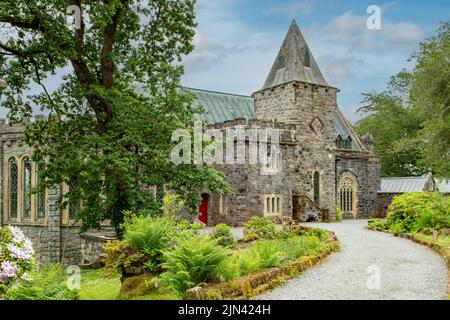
<box><xmin>186</xmin><ymin>88</ymin><xmax>254</xmax><ymax>124</ymax></box>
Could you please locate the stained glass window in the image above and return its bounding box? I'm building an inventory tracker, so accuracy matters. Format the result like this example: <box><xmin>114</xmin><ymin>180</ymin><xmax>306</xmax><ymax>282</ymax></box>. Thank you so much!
<box><xmin>9</xmin><ymin>158</ymin><xmax>18</xmax><ymax>219</ymax></box>
<box><xmin>23</xmin><ymin>158</ymin><xmax>32</xmax><ymax>219</ymax></box>
<box><xmin>37</xmin><ymin>161</ymin><xmax>46</xmax><ymax>219</ymax></box>
<box><xmin>69</xmin><ymin>179</ymin><xmax>80</xmax><ymax>219</ymax></box>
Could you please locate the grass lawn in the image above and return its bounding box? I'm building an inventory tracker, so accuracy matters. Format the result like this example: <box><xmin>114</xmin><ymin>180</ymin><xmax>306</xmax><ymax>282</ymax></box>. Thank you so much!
<box><xmin>79</xmin><ymin>269</ymin><xmax>121</xmax><ymax>300</ymax></box>
<box><xmin>414</xmin><ymin>232</ymin><xmax>450</xmax><ymax>248</ymax></box>
<box><xmin>79</xmin><ymin>269</ymin><xmax>178</xmax><ymax>300</ymax></box>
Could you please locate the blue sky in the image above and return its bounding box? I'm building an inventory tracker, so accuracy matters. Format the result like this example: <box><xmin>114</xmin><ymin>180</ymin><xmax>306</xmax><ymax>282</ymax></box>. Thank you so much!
<box><xmin>0</xmin><ymin>1</ymin><xmax>448</xmax><ymax>122</ymax></box>
<box><xmin>181</xmin><ymin>0</ymin><xmax>450</xmax><ymax>122</ymax></box>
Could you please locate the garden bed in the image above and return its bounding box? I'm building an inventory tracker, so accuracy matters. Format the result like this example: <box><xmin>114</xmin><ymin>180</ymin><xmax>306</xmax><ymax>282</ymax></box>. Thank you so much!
<box><xmin>185</xmin><ymin>230</ymin><xmax>339</xmax><ymax>300</ymax></box>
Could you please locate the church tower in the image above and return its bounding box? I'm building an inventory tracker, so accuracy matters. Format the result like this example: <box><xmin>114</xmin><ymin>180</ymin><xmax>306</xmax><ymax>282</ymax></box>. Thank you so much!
<box><xmin>253</xmin><ymin>20</ymin><xmax>338</xmax><ymax>217</ymax></box>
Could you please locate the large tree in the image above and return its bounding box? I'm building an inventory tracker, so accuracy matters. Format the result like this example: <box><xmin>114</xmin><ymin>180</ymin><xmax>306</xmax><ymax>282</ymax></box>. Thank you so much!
<box><xmin>355</xmin><ymin>22</ymin><xmax>450</xmax><ymax>177</ymax></box>
<box><xmin>0</xmin><ymin>0</ymin><xmax>229</xmax><ymax>235</ymax></box>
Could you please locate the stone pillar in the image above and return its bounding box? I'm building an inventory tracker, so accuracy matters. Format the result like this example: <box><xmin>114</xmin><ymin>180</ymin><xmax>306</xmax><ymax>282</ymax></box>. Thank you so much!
<box><xmin>46</xmin><ymin>185</ymin><xmax>61</xmax><ymax>262</ymax></box>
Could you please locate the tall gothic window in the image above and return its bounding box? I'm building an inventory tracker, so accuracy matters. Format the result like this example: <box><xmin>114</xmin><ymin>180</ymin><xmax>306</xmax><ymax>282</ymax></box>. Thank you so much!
<box><xmin>68</xmin><ymin>178</ymin><xmax>81</xmax><ymax>219</ymax></box>
<box><xmin>339</xmin><ymin>176</ymin><xmax>356</xmax><ymax>214</ymax></box>
<box><xmin>37</xmin><ymin>161</ymin><xmax>46</xmax><ymax>220</ymax></box>
<box><xmin>23</xmin><ymin>158</ymin><xmax>32</xmax><ymax>219</ymax></box>
<box><xmin>9</xmin><ymin>158</ymin><xmax>18</xmax><ymax>219</ymax></box>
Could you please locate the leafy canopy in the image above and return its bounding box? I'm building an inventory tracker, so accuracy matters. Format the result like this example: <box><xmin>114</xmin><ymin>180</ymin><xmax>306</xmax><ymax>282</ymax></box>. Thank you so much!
<box><xmin>0</xmin><ymin>0</ymin><xmax>229</xmax><ymax>235</ymax></box>
<box><xmin>355</xmin><ymin>22</ymin><xmax>450</xmax><ymax>177</ymax></box>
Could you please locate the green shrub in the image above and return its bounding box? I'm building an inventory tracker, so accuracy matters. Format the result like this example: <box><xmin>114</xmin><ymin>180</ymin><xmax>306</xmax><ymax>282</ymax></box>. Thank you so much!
<box><xmin>102</xmin><ymin>240</ymin><xmax>148</xmax><ymax>276</ymax></box>
<box><xmin>251</xmin><ymin>241</ymin><xmax>282</xmax><ymax>268</ymax></box>
<box><xmin>123</xmin><ymin>216</ymin><xmax>175</xmax><ymax>272</ymax></box>
<box><xmin>335</xmin><ymin>208</ymin><xmax>343</xmax><ymax>222</ymax></box>
<box><xmin>230</xmin><ymin>241</ymin><xmax>282</xmax><ymax>277</ymax></box>
<box><xmin>306</xmin><ymin>228</ymin><xmax>328</xmax><ymax>241</ymax></box>
<box><xmin>2</xmin><ymin>264</ymin><xmax>79</xmax><ymax>300</ymax></box>
<box><xmin>162</xmin><ymin>194</ymin><xmax>185</xmax><ymax>217</ymax></box>
<box><xmin>367</xmin><ymin>219</ymin><xmax>388</xmax><ymax>230</ymax></box>
<box><xmin>281</xmin><ymin>217</ymin><xmax>306</xmax><ymax>236</ymax></box>
<box><xmin>243</xmin><ymin>216</ymin><xmax>277</xmax><ymax>242</ymax></box>
<box><xmin>387</xmin><ymin>192</ymin><xmax>450</xmax><ymax>233</ymax></box>
<box><xmin>278</xmin><ymin>235</ymin><xmax>326</xmax><ymax>261</ymax></box>
<box><xmin>159</xmin><ymin>237</ymin><xmax>230</xmax><ymax>298</ymax></box>
<box><xmin>210</xmin><ymin>224</ymin><xmax>236</xmax><ymax>247</ymax></box>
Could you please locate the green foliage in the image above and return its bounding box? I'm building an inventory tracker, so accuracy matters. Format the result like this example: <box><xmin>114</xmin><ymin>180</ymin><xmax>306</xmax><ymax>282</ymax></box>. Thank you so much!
<box><xmin>79</xmin><ymin>269</ymin><xmax>121</xmax><ymax>300</ymax></box>
<box><xmin>0</xmin><ymin>0</ymin><xmax>230</xmax><ymax>236</ymax></box>
<box><xmin>123</xmin><ymin>215</ymin><xmax>175</xmax><ymax>272</ymax></box>
<box><xmin>335</xmin><ymin>208</ymin><xmax>343</xmax><ymax>222</ymax></box>
<box><xmin>355</xmin><ymin>22</ymin><xmax>450</xmax><ymax>177</ymax></box>
<box><xmin>367</xmin><ymin>219</ymin><xmax>388</xmax><ymax>230</ymax></box>
<box><xmin>210</xmin><ymin>224</ymin><xmax>236</xmax><ymax>247</ymax></box>
<box><xmin>387</xmin><ymin>192</ymin><xmax>450</xmax><ymax>233</ymax></box>
<box><xmin>277</xmin><ymin>235</ymin><xmax>327</xmax><ymax>262</ymax></box>
<box><xmin>162</xmin><ymin>194</ymin><xmax>185</xmax><ymax>217</ymax></box>
<box><xmin>102</xmin><ymin>240</ymin><xmax>148</xmax><ymax>277</ymax></box>
<box><xmin>159</xmin><ymin>237</ymin><xmax>230</xmax><ymax>298</ymax></box>
<box><xmin>2</xmin><ymin>264</ymin><xmax>79</xmax><ymax>300</ymax></box>
<box><xmin>243</xmin><ymin>216</ymin><xmax>277</xmax><ymax>242</ymax></box>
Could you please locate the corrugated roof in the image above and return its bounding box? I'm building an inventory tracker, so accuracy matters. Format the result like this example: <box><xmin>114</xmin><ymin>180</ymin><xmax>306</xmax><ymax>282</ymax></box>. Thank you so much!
<box><xmin>187</xmin><ymin>88</ymin><xmax>254</xmax><ymax>124</ymax></box>
<box><xmin>380</xmin><ymin>176</ymin><xmax>429</xmax><ymax>193</ymax></box>
<box><xmin>434</xmin><ymin>178</ymin><xmax>450</xmax><ymax>193</ymax></box>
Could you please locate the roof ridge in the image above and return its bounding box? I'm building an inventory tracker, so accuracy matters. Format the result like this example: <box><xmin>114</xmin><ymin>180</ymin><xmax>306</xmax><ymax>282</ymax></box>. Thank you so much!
<box><xmin>184</xmin><ymin>87</ymin><xmax>252</xmax><ymax>98</ymax></box>
<box><xmin>382</xmin><ymin>176</ymin><xmax>427</xmax><ymax>179</ymax></box>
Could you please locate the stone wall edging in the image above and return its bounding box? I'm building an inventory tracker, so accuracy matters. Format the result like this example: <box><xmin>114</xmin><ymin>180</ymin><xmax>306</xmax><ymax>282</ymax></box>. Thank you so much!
<box><xmin>186</xmin><ymin>228</ymin><xmax>340</xmax><ymax>300</ymax></box>
<box><xmin>367</xmin><ymin>227</ymin><xmax>450</xmax><ymax>300</ymax></box>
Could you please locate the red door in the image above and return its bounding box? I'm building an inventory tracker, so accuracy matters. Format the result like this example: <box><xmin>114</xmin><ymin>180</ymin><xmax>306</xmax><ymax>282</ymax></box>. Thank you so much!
<box><xmin>199</xmin><ymin>194</ymin><xmax>208</xmax><ymax>224</ymax></box>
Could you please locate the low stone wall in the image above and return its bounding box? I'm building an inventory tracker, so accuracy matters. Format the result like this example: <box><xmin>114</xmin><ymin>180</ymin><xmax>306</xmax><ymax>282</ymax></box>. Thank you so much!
<box><xmin>186</xmin><ymin>231</ymin><xmax>340</xmax><ymax>300</ymax></box>
<box><xmin>80</xmin><ymin>231</ymin><xmax>116</xmax><ymax>266</ymax></box>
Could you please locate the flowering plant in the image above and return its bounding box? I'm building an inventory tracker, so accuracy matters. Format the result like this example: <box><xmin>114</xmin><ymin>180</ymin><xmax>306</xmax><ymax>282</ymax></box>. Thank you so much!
<box><xmin>0</xmin><ymin>226</ymin><xmax>37</xmax><ymax>291</ymax></box>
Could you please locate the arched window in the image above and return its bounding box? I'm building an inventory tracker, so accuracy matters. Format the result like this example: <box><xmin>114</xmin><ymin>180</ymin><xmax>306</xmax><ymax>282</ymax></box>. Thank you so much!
<box><xmin>9</xmin><ymin>158</ymin><xmax>18</xmax><ymax>219</ymax></box>
<box><xmin>37</xmin><ymin>161</ymin><xmax>46</xmax><ymax>220</ymax></box>
<box><xmin>22</xmin><ymin>158</ymin><xmax>32</xmax><ymax>219</ymax></box>
<box><xmin>339</xmin><ymin>176</ymin><xmax>357</xmax><ymax>214</ymax></box>
<box><xmin>68</xmin><ymin>178</ymin><xmax>81</xmax><ymax>219</ymax></box>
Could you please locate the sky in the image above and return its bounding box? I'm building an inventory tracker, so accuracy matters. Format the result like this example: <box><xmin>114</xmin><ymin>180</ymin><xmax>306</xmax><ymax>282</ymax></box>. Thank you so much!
<box><xmin>181</xmin><ymin>0</ymin><xmax>450</xmax><ymax>122</ymax></box>
<box><xmin>0</xmin><ymin>1</ymin><xmax>448</xmax><ymax>122</ymax></box>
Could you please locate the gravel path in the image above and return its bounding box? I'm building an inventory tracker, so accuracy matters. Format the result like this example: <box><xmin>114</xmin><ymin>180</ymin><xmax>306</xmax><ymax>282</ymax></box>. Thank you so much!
<box><xmin>256</xmin><ymin>220</ymin><xmax>447</xmax><ymax>300</ymax></box>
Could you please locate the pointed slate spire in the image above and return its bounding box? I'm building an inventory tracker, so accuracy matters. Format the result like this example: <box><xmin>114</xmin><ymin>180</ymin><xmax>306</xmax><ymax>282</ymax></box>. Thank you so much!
<box><xmin>262</xmin><ymin>20</ymin><xmax>329</xmax><ymax>90</ymax></box>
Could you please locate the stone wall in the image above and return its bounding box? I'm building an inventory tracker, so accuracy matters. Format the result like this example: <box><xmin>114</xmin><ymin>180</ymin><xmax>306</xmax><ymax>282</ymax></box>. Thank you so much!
<box><xmin>208</xmin><ymin>119</ymin><xmax>297</xmax><ymax>226</ymax></box>
<box><xmin>254</xmin><ymin>82</ymin><xmax>338</xmax><ymax>217</ymax></box>
<box><xmin>336</xmin><ymin>150</ymin><xmax>381</xmax><ymax>218</ymax></box>
<box><xmin>375</xmin><ymin>193</ymin><xmax>396</xmax><ymax>218</ymax></box>
<box><xmin>80</xmin><ymin>231</ymin><xmax>115</xmax><ymax>265</ymax></box>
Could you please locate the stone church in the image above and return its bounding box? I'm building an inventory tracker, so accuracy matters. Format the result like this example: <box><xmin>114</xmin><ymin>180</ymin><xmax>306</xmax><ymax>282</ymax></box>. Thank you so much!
<box><xmin>0</xmin><ymin>21</ymin><xmax>381</xmax><ymax>264</ymax></box>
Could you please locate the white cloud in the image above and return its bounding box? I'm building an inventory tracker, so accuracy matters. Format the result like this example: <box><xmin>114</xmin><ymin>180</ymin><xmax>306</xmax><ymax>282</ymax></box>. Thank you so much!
<box><xmin>317</xmin><ymin>54</ymin><xmax>364</xmax><ymax>83</ymax></box>
<box><xmin>323</xmin><ymin>11</ymin><xmax>424</xmax><ymax>53</ymax></box>
<box><xmin>266</xmin><ymin>0</ymin><xmax>316</xmax><ymax>17</ymax></box>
